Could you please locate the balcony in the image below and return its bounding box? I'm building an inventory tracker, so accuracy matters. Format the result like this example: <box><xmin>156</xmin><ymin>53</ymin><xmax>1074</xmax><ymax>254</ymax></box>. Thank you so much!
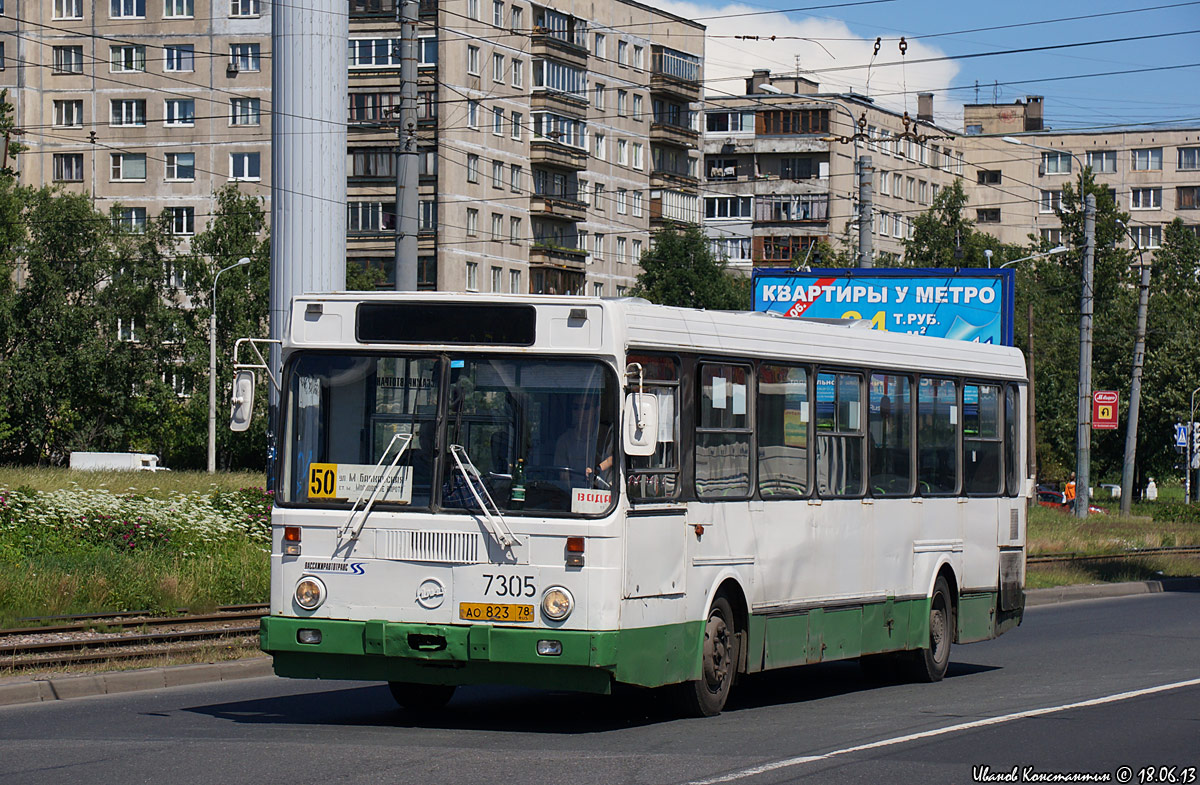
<box><xmin>530</xmin><ymin>31</ymin><xmax>589</xmax><ymax>69</ymax></box>
<box><xmin>650</xmin><ymin>46</ymin><xmax>701</xmax><ymax>103</ymax></box>
<box><xmin>650</xmin><ymin>121</ymin><xmax>699</xmax><ymax>149</ymax></box>
<box><xmin>530</xmin><ymin>140</ymin><xmax>589</xmax><ymax>171</ymax></box>
<box><xmin>531</xmin><ymin>194</ymin><xmax>586</xmax><ymax>222</ymax></box>
<box><xmin>649</xmin><ymin>189</ymin><xmax>700</xmax><ymax>226</ymax></box>
<box><xmin>529</xmin><ymin>242</ymin><xmax>588</xmax><ymax>269</ymax></box>
<box><xmin>650</xmin><ymin>168</ymin><xmax>699</xmax><ymax>189</ymax></box>
<box><xmin>530</xmin><ymin>89</ymin><xmax>588</xmax><ymax>119</ymax></box>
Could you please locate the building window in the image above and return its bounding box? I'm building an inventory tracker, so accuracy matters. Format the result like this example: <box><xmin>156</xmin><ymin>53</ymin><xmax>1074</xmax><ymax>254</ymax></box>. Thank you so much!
<box><xmin>509</xmin><ymin>269</ymin><xmax>521</xmax><ymax>293</ymax></box>
<box><xmin>631</xmin><ymin>143</ymin><xmax>643</xmax><ymax>171</ymax></box>
<box><xmin>1040</xmin><ymin>228</ymin><xmax>1062</xmax><ymax>245</ymax></box>
<box><xmin>1131</xmin><ymin>188</ymin><xmax>1161</xmax><ymax>210</ymax></box>
<box><xmin>349</xmin><ymin>148</ymin><xmax>394</xmax><ymax>177</ymax></box>
<box><xmin>110</xmin><ymin>0</ymin><xmax>145</xmax><ymax>18</ymax></box>
<box><xmin>593</xmin><ymin>183</ymin><xmax>604</xmax><ymax>210</ymax></box>
<box><xmin>349</xmin><ymin>38</ymin><xmax>401</xmax><ymax>68</ymax></box>
<box><xmin>163</xmin><ymin>44</ymin><xmax>194</xmax><ymax>73</ymax></box>
<box><xmin>1132</xmin><ymin>225</ymin><xmax>1162</xmax><ymax>249</ymax></box>
<box><xmin>593</xmin><ymin>133</ymin><xmax>605</xmax><ymax>160</ymax></box>
<box><xmin>229</xmin><ymin>43</ymin><xmax>261</xmax><ymax>72</ymax></box>
<box><xmin>164</xmin><ymin>0</ymin><xmax>193</xmax><ymax>17</ymax></box>
<box><xmin>1179</xmin><ymin>148</ymin><xmax>1200</xmax><ymax>171</ymax></box>
<box><xmin>53</xmin><ymin>100</ymin><xmax>84</xmax><ymax>128</ymax></box>
<box><xmin>593</xmin><ymin>233</ymin><xmax>603</xmax><ymax>259</ymax></box>
<box><xmin>468</xmin><ymin>100</ymin><xmax>479</xmax><ymax>129</ymax></box>
<box><xmin>1086</xmin><ymin>150</ymin><xmax>1117</xmax><ymax>173</ymax></box>
<box><xmin>1131</xmin><ymin>148</ymin><xmax>1163</xmax><ymax>171</ymax></box>
<box><xmin>419</xmin><ymin>199</ymin><xmax>437</xmax><ymax>231</ymax></box>
<box><xmin>418</xmin><ymin>35</ymin><xmax>437</xmax><ymax>66</ymax></box>
<box><xmin>164</xmin><ymin>99</ymin><xmax>195</xmax><ymax>126</ymax></box>
<box><xmin>594</xmin><ymin>33</ymin><xmax>605</xmax><ymax>58</ymax></box>
<box><xmin>54</xmin><ymin>0</ymin><xmax>84</xmax><ymax>19</ymax></box>
<box><xmin>1178</xmin><ymin>186</ymin><xmax>1200</xmax><ymax>210</ymax></box>
<box><xmin>230</xmin><ymin>152</ymin><xmax>261</xmax><ymax>180</ymax></box>
<box><xmin>631</xmin><ymin>94</ymin><xmax>644</xmax><ymax>121</ymax></box>
<box><xmin>704</xmin><ymin>196</ymin><xmax>752</xmax><ymax>219</ymax></box>
<box><xmin>53</xmin><ymin>153</ymin><xmax>84</xmax><ymax>182</ymax></box>
<box><xmin>493</xmin><ymin>0</ymin><xmax>503</xmax><ymax>26</ymax></box>
<box><xmin>492</xmin><ymin>159</ymin><xmax>504</xmax><ymax>188</ymax></box>
<box><xmin>491</xmin><ymin>212</ymin><xmax>502</xmax><ymax>240</ymax></box>
<box><xmin>466</xmin><ymin>262</ymin><xmax>479</xmax><ymax>292</ymax></box>
<box><xmin>110</xmin><ymin>153</ymin><xmax>146</xmax><ymax>181</ymax></box>
<box><xmin>230</xmin><ymin>97</ymin><xmax>260</xmax><ymax>125</ymax></box>
<box><xmin>1040</xmin><ymin>152</ymin><xmax>1071</xmax><ymax>175</ymax></box>
<box><xmin>511</xmin><ymin>58</ymin><xmax>523</xmax><ymax>88</ymax></box>
<box><xmin>491</xmin><ymin>265</ymin><xmax>503</xmax><ymax>292</ymax></box>
<box><xmin>117</xmin><ymin>318</ymin><xmax>139</xmax><ymax>342</ymax></box>
<box><xmin>115</xmin><ymin>207</ymin><xmax>147</xmax><ymax>233</ymax></box>
<box><xmin>756</xmin><ymin>109</ymin><xmax>830</xmax><ymax>136</ymax></box>
<box><xmin>493</xmin><ymin>106</ymin><xmax>504</xmax><ymax>136</ymax></box>
<box><xmin>467</xmin><ymin>45</ymin><xmax>480</xmax><ymax>75</ymax></box>
<box><xmin>905</xmin><ymin>177</ymin><xmax>915</xmax><ymax>201</ymax></box>
<box><xmin>617</xmin><ymin>139</ymin><xmax>628</xmax><ymax>166</ymax></box>
<box><xmin>110</xmin><ymin>45</ymin><xmax>146</xmax><ymax>73</ymax></box>
<box><xmin>1039</xmin><ymin>190</ymin><xmax>1062</xmax><ymax>214</ymax></box>
<box><xmin>617</xmin><ymin>39</ymin><xmax>628</xmax><ymax>65</ymax></box>
<box><xmin>616</xmin><ymin>188</ymin><xmax>627</xmax><ymax>215</ymax></box>
<box><xmin>493</xmin><ymin>52</ymin><xmax>504</xmax><ymax>82</ymax></box>
<box><xmin>347</xmin><ymin>201</ymin><xmax>397</xmax><ymax>232</ymax></box>
<box><xmin>616</xmin><ymin>236</ymin><xmax>627</xmax><ymax>263</ymax></box>
<box><xmin>230</xmin><ymin>0</ymin><xmax>260</xmax><ymax>15</ymax></box>
<box><xmin>466</xmin><ymin>0</ymin><xmax>479</xmax><ymax>19</ymax></box>
<box><xmin>165</xmin><ymin>152</ymin><xmax>194</xmax><ymax>181</ymax></box>
<box><xmin>633</xmin><ymin>44</ymin><xmax>644</xmax><ymax>69</ymax></box>
<box><xmin>617</xmin><ymin>90</ymin><xmax>627</xmax><ymax>116</ymax></box>
<box><xmin>977</xmin><ymin>169</ymin><xmax>1001</xmax><ymax>185</ymax></box>
<box><xmin>111</xmin><ymin>99</ymin><xmax>147</xmax><ymax>126</ymax></box>
<box><xmin>976</xmin><ymin>209</ymin><xmax>1001</xmax><ymax>223</ymax></box>
<box><xmin>53</xmin><ymin>46</ymin><xmax>85</xmax><ymax>74</ymax></box>
<box><xmin>466</xmin><ymin>208</ymin><xmax>478</xmax><ymax>236</ymax></box>
<box><xmin>510</xmin><ymin>216</ymin><xmax>520</xmax><ymax>242</ymax></box>
<box><xmin>593</xmin><ymin>82</ymin><xmax>605</xmax><ymax>110</ymax></box>
<box><xmin>466</xmin><ymin>154</ymin><xmax>479</xmax><ymax>182</ymax></box>
<box><xmin>510</xmin><ymin>163</ymin><xmax>521</xmax><ymax>192</ymax></box>
<box><xmin>511</xmin><ymin>112</ymin><xmax>522</xmax><ymax>140</ymax></box>
<box><xmin>510</xmin><ymin>5</ymin><xmax>522</xmax><ymax>31</ymax></box>
<box><xmin>166</xmin><ymin>206</ymin><xmax>195</xmax><ymax>235</ymax></box>
<box><xmin>631</xmin><ymin>191</ymin><xmax>643</xmax><ymax>218</ymax></box>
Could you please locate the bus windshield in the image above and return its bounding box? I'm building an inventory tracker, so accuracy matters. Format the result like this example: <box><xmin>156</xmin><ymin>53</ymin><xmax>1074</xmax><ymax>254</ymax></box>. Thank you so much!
<box><xmin>282</xmin><ymin>353</ymin><xmax>617</xmax><ymax>516</ymax></box>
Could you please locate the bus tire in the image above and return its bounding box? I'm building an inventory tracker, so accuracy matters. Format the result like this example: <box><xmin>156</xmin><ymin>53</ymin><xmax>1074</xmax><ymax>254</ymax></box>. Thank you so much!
<box><xmin>906</xmin><ymin>575</ymin><xmax>953</xmax><ymax>683</ymax></box>
<box><xmin>678</xmin><ymin>596</ymin><xmax>739</xmax><ymax>717</ymax></box>
<box><xmin>388</xmin><ymin>681</ymin><xmax>457</xmax><ymax>711</ymax></box>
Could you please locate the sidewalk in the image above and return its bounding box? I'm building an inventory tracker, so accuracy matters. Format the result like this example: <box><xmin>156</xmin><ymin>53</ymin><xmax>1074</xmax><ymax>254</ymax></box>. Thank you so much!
<box><xmin>3</xmin><ymin>577</ymin><xmax>1198</xmax><ymax>709</ymax></box>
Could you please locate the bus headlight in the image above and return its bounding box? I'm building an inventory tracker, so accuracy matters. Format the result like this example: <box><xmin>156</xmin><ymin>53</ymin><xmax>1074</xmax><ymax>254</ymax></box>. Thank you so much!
<box><xmin>295</xmin><ymin>576</ymin><xmax>326</xmax><ymax>610</ymax></box>
<box><xmin>541</xmin><ymin>586</ymin><xmax>574</xmax><ymax>621</ymax></box>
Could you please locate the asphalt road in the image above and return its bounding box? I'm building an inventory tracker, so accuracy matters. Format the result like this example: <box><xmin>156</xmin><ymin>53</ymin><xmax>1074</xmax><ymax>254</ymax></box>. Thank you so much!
<box><xmin>1</xmin><ymin>592</ymin><xmax>1197</xmax><ymax>785</ymax></box>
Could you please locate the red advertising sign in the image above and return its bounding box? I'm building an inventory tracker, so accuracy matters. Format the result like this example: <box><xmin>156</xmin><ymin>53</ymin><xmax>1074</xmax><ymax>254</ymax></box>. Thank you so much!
<box><xmin>1093</xmin><ymin>391</ymin><xmax>1119</xmax><ymax>430</ymax></box>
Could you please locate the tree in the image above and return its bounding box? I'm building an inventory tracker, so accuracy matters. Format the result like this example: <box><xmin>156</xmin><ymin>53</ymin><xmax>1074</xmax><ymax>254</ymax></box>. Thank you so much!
<box><xmin>632</xmin><ymin>226</ymin><xmax>749</xmax><ymax>310</ymax></box>
<box><xmin>903</xmin><ymin>180</ymin><xmax>1019</xmax><ymax>268</ymax></box>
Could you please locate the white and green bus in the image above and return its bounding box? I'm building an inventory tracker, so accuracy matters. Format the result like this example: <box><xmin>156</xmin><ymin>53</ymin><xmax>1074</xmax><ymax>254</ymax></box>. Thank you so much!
<box><xmin>257</xmin><ymin>293</ymin><xmax>1028</xmax><ymax>716</ymax></box>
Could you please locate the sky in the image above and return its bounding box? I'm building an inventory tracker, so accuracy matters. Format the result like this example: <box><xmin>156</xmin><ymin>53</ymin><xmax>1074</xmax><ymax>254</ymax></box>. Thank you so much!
<box><xmin>652</xmin><ymin>0</ymin><xmax>1200</xmax><ymax>134</ymax></box>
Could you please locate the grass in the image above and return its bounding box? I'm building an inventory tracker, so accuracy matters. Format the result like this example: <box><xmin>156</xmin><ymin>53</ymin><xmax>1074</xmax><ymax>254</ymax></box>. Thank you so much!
<box><xmin>0</xmin><ymin>639</ymin><xmax>266</xmax><ymax>681</ymax></box>
<box><xmin>0</xmin><ymin>465</ymin><xmax>265</xmax><ymax>497</ymax></box>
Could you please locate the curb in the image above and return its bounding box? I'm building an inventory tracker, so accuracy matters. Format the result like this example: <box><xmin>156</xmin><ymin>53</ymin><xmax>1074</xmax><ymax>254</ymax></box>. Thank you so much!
<box><xmin>0</xmin><ymin>656</ymin><xmax>274</xmax><ymax>709</ymax></box>
<box><xmin>1025</xmin><ymin>576</ymin><xmax>1200</xmax><ymax>607</ymax></box>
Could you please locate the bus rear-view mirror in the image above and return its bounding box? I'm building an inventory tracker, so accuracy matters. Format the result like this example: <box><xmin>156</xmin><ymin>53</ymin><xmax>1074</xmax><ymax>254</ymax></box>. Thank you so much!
<box><xmin>623</xmin><ymin>392</ymin><xmax>658</xmax><ymax>457</ymax></box>
<box><xmin>229</xmin><ymin>369</ymin><xmax>256</xmax><ymax>432</ymax></box>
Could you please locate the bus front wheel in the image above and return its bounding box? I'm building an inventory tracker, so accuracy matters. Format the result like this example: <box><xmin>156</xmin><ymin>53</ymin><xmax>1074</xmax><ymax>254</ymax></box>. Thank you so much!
<box><xmin>907</xmin><ymin>575</ymin><xmax>953</xmax><ymax>683</ymax></box>
<box><xmin>388</xmin><ymin>681</ymin><xmax>457</xmax><ymax>711</ymax></box>
<box><xmin>678</xmin><ymin>596</ymin><xmax>739</xmax><ymax>717</ymax></box>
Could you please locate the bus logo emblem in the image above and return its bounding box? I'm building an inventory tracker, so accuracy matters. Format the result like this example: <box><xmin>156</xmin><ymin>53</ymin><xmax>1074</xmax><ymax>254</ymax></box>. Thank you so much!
<box><xmin>416</xmin><ymin>578</ymin><xmax>445</xmax><ymax>609</ymax></box>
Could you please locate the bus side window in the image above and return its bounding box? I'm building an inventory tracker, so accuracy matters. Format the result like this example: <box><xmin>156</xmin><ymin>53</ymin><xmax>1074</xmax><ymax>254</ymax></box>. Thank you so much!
<box><xmin>1004</xmin><ymin>385</ymin><xmax>1020</xmax><ymax>496</ymax></box>
<box><xmin>964</xmin><ymin>383</ymin><xmax>1002</xmax><ymax>495</ymax></box>
<box><xmin>815</xmin><ymin>371</ymin><xmax>864</xmax><ymax>497</ymax></box>
<box><xmin>918</xmin><ymin>377</ymin><xmax>958</xmax><ymax>494</ymax></box>
<box><xmin>869</xmin><ymin>373</ymin><xmax>913</xmax><ymax>496</ymax></box>
<box><xmin>627</xmin><ymin>353</ymin><xmax>680</xmax><ymax>500</ymax></box>
<box><xmin>696</xmin><ymin>363</ymin><xmax>752</xmax><ymax>499</ymax></box>
<box><xmin>758</xmin><ymin>364</ymin><xmax>809</xmax><ymax>498</ymax></box>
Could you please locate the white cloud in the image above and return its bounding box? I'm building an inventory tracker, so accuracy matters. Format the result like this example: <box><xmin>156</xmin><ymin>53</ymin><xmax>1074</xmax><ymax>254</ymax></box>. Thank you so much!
<box><xmin>650</xmin><ymin>1</ymin><xmax>964</xmax><ymax>128</ymax></box>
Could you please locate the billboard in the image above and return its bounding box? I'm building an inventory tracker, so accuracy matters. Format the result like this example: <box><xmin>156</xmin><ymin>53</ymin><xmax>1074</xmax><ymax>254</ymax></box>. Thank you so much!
<box><xmin>753</xmin><ymin>268</ymin><xmax>1016</xmax><ymax>346</ymax></box>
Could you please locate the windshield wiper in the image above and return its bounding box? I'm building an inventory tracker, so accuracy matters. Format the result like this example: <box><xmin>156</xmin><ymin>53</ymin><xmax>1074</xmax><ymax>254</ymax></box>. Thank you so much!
<box><xmin>448</xmin><ymin>444</ymin><xmax>517</xmax><ymax>549</ymax></box>
<box><xmin>336</xmin><ymin>431</ymin><xmax>413</xmax><ymax>549</ymax></box>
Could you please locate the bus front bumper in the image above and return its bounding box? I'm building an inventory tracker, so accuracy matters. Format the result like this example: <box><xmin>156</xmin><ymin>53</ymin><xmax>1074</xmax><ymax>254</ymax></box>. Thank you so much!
<box><xmin>260</xmin><ymin>615</ymin><xmax>702</xmax><ymax>694</ymax></box>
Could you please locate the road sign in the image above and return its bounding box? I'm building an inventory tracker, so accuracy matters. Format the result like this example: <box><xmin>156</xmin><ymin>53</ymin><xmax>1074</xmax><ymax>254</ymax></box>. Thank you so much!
<box><xmin>1176</xmin><ymin>423</ymin><xmax>1189</xmax><ymax>448</ymax></box>
<box><xmin>1093</xmin><ymin>390</ymin><xmax>1119</xmax><ymax>430</ymax></box>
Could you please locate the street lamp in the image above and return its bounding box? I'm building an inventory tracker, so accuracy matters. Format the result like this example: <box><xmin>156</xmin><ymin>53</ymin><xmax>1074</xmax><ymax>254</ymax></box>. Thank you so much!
<box><xmin>1114</xmin><ymin>220</ymin><xmax>1151</xmax><ymax>515</ymax></box>
<box><xmin>209</xmin><ymin>257</ymin><xmax>251</xmax><ymax>474</ymax></box>
<box><xmin>994</xmin><ymin>245</ymin><xmax>1069</xmax><ymax>268</ymax></box>
<box><xmin>1002</xmin><ymin>135</ymin><xmax>1095</xmax><ymax>519</ymax></box>
<box><xmin>1189</xmin><ymin>386</ymin><xmax>1200</xmax><ymax>504</ymax></box>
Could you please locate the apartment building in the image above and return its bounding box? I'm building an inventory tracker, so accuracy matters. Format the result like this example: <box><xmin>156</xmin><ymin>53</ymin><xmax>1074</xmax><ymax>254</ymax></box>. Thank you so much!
<box><xmin>345</xmin><ymin>0</ymin><xmax>703</xmax><ymax>296</ymax></box>
<box><xmin>963</xmin><ymin>97</ymin><xmax>1200</xmax><ymax>252</ymax></box>
<box><xmin>701</xmin><ymin>71</ymin><xmax>967</xmax><ymax>269</ymax></box>
<box><xmin>0</xmin><ymin>0</ymin><xmax>271</xmax><ymax>240</ymax></box>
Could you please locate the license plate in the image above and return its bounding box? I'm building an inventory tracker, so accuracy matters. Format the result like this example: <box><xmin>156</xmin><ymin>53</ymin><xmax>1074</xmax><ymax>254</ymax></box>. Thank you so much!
<box><xmin>459</xmin><ymin>602</ymin><xmax>534</xmax><ymax>623</ymax></box>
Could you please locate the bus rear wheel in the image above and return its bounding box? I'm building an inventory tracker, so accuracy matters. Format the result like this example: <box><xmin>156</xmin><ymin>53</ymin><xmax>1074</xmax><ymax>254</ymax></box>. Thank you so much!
<box><xmin>388</xmin><ymin>681</ymin><xmax>457</xmax><ymax>711</ymax></box>
<box><xmin>906</xmin><ymin>575</ymin><xmax>953</xmax><ymax>683</ymax></box>
<box><xmin>678</xmin><ymin>596</ymin><xmax>739</xmax><ymax>717</ymax></box>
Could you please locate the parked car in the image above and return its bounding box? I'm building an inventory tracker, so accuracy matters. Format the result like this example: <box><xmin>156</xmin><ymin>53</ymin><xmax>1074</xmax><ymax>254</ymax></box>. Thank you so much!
<box><xmin>1036</xmin><ymin>488</ymin><xmax>1106</xmax><ymax>515</ymax></box>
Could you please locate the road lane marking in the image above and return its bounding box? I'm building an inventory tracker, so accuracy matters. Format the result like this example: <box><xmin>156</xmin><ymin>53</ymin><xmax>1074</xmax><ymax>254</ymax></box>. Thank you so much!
<box><xmin>685</xmin><ymin>677</ymin><xmax>1200</xmax><ymax>784</ymax></box>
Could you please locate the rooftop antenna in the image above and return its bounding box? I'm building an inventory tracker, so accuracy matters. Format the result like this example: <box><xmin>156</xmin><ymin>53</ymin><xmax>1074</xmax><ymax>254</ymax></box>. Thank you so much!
<box><xmin>993</xmin><ymin>80</ymin><xmax>999</xmax><ymax>104</ymax></box>
<box><xmin>974</xmin><ymin>80</ymin><xmax>979</xmax><ymax>104</ymax></box>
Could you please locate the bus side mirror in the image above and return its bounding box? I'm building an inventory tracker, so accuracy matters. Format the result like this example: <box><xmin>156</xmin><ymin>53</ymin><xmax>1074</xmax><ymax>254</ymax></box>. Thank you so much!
<box><xmin>623</xmin><ymin>392</ymin><xmax>658</xmax><ymax>457</ymax></box>
<box><xmin>229</xmin><ymin>370</ymin><xmax>256</xmax><ymax>432</ymax></box>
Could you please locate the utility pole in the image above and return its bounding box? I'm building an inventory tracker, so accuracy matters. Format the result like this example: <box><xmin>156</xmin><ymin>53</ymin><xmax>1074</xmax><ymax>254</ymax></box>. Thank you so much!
<box><xmin>1075</xmin><ymin>193</ymin><xmax>1096</xmax><ymax>519</ymax></box>
<box><xmin>857</xmin><ymin>155</ymin><xmax>873</xmax><ymax>268</ymax></box>
<box><xmin>1119</xmin><ymin>251</ymin><xmax>1151</xmax><ymax>516</ymax></box>
<box><xmin>1028</xmin><ymin>302</ymin><xmax>1037</xmax><ymax>481</ymax></box>
<box><xmin>393</xmin><ymin>0</ymin><xmax>419</xmax><ymax>291</ymax></box>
